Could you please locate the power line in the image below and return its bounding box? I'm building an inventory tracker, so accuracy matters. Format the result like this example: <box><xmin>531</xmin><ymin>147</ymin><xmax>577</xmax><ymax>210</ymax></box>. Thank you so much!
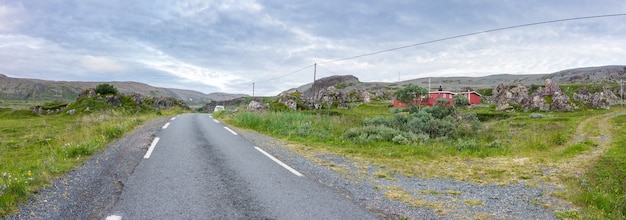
<box><xmin>318</xmin><ymin>13</ymin><xmax>626</xmax><ymax>64</ymax></box>
<box><xmin>251</xmin><ymin>13</ymin><xmax>625</xmax><ymax>94</ymax></box>
<box><xmin>317</xmin><ymin>65</ymin><xmax>341</xmax><ymax>76</ymax></box>
<box><xmin>255</xmin><ymin>64</ymin><xmax>314</xmax><ymax>83</ymax></box>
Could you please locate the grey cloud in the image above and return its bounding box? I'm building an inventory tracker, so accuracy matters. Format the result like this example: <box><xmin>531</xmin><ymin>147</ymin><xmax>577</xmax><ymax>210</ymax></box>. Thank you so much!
<box><xmin>0</xmin><ymin>0</ymin><xmax>625</xmax><ymax>96</ymax></box>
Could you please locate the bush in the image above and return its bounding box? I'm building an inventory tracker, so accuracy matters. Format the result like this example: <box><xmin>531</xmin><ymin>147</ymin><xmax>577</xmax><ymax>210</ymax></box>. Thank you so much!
<box><xmin>342</xmin><ymin>125</ymin><xmax>410</xmax><ymax>144</ymax></box>
<box><xmin>436</xmin><ymin>98</ymin><xmax>451</xmax><ymax>107</ymax></box>
<box><xmin>392</xmin><ymin>134</ymin><xmax>410</xmax><ymax>145</ymax></box>
<box><xmin>529</xmin><ymin>113</ymin><xmax>547</xmax><ymax>118</ymax></box>
<box><xmin>293</xmin><ymin>121</ymin><xmax>312</xmax><ymax>137</ymax></box>
<box><xmin>425</xmin><ymin>116</ymin><xmax>457</xmax><ymax>138</ymax></box>
<box><xmin>456</xmin><ymin>139</ymin><xmax>478</xmax><ymax>151</ymax></box>
<box><xmin>423</xmin><ymin>106</ymin><xmax>455</xmax><ymax>120</ymax></box>
<box><xmin>269</xmin><ymin>102</ymin><xmax>290</xmax><ymax>112</ymax></box>
<box><xmin>407</xmin><ymin>111</ymin><xmax>434</xmax><ymax>134</ymax></box>
<box><xmin>344</xmin><ymin>104</ymin><xmax>482</xmax><ymax>144</ymax></box>
<box><xmin>95</xmin><ymin>84</ymin><xmax>118</xmax><ymax>95</ymax></box>
<box><xmin>364</xmin><ymin>116</ymin><xmax>392</xmax><ymax>127</ymax></box>
<box><xmin>103</xmin><ymin>125</ymin><xmax>124</xmax><ymax>139</ymax></box>
<box><xmin>486</xmin><ymin>140</ymin><xmax>503</xmax><ymax>148</ymax></box>
<box><xmin>454</xmin><ymin>95</ymin><xmax>470</xmax><ymax>107</ymax></box>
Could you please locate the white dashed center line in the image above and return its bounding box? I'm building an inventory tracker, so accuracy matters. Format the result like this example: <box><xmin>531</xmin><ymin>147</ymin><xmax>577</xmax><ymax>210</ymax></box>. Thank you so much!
<box><xmin>143</xmin><ymin>137</ymin><xmax>160</xmax><ymax>159</ymax></box>
<box><xmin>223</xmin><ymin>127</ymin><xmax>238</xmax><ymax>135</ymax></box>
<box><xmin>106</xmin><ymin>215</ymin><xmax>122</xmax><ymax>220</ymax></box>
<box><xmin>254</xmin><ymin>146</ymin><xmax>303</xmax><ymax>177</ymax></box>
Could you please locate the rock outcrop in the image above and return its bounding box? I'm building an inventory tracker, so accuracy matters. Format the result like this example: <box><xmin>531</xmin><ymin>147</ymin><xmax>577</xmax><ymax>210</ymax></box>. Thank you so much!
<box><xmin>275</xmin><ymin>90</ymin><xmax>303</xmax><ymax>110</ymax></box>
<box><xmin>572</xmin><ymin>88</ymin><xmax>619</xmax><ymax>109</ymax></box>
<box><xmin>493</xmin><ymin>84</ymin><xmax>528</xmax><ymax>105</ymax></box>
<box><xmin>247</xmin><ymin>101</ymin><xmax>268</xmax><ymax>111</ymax></box>
<box><xmin>494</xmin><ymin>79</ymin><xmax>575</xmax><ymax>111</ymax></box>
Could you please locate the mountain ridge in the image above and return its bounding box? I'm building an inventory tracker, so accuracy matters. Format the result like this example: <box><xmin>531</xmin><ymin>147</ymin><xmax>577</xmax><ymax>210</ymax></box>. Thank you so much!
<box><xmin>2</xmin><ymin>65</ymin><xmax>625</xmax><ymax>103</ymax></box>
<box><xmin>289</xmin><ymin>65</ymin><xmax>626</xmax><ymax>96</ymax></box>
<box><xmin>0</xmin><ymin>74</ymin><xmax>247</xmax><ymax>102</ymax></box>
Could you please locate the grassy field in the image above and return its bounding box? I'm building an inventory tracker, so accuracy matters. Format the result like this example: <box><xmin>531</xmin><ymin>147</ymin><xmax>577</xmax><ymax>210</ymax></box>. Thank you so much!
<box><xmin>0</xmin><ymin>106</ymin><xmax>185</xmax><ymax>216</ymax></box>
<box><xmin>0</xmin><ymin>100</ymin><xmax>45</xmax><ymax>110</ymax></box>
<box><xmin>216</xmin><ymin>103</ymin><xmax>626</xmax><ymax>218</ymax></box>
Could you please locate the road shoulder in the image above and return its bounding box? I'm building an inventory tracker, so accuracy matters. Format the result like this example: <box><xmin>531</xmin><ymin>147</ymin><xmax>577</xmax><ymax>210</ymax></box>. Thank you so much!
<box><xmin>8</xmin><ymin>117</ymin><xmax>169</xmax><ymax>220</ymax></box>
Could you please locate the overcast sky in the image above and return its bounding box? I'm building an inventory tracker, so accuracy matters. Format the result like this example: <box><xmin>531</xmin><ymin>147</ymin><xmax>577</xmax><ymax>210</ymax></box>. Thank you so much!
<box><xmin>1</xmin><ymin>1</ymin><xmax>625</xmax><ymax>96</ymax></box>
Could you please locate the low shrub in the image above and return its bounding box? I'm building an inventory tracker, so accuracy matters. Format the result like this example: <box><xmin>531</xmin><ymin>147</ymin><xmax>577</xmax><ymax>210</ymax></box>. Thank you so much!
<box><xmin>529</xmin><ymin>113</ymin><xmax>548</xmax><ymax>118</ymax></box>
<box><xmin>456</xmin><ymin>139</ymin><xmax>478</xmax><ymax>151</ymax></box>
<box><xmin>269</xmin><ymin>102</ymin><xmax>290</xmax><ymax>112</ymax></box>
<box><xmin>103</xmin><ymin>126</ymin><xmax>124</xmax><ymax>139</ymax></box>
<box><xmin>343</xmin><ymin>125</ymin><xmax>412</xmax><ymax>144</ymax></box>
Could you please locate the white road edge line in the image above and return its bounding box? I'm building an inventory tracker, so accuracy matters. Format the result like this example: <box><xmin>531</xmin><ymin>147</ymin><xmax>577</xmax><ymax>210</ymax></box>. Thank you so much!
<box><xmin>143</xmin><ymin>137</ymin><xmax>160</xmax><ymax>159</ymax></box>
<box><xmin>212</xmin><ymin>119</ymin><xmax>220</xmax><ymax>123</ymax></box>
<box><xmin>170</xmin><ymin>117</ymin><xmax>176</xmax><ymax>120</ymax></box>
<box><xmin>224</xmin><ymin>127</ymin><xmax>238</xmax><ymax>135</ymax></box>
<box><xmin>106</xmin><ymin>215</ymin><xmax>122</xmax><ymax>220</ymax></box>
<box><xmin>254</xmin><ymin>146</ymin><xmax>304</xmax><ymax>177</ymax></box>
<box><xmin>162</xmin><ymin>122</ymin><xmax>170</xmax><ymax>129</ymax></box>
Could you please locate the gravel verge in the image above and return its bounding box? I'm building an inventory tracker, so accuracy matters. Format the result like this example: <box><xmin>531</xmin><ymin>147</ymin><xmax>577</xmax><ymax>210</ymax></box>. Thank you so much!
<box><xmin>8</xmin><ymin>117</ymin><xmax>169</xmax><ymax>220</ymax></box>
<box><xmin>236</xmin><ymin>128</ymin><xmax>560</xmax><ymax>219</ymax></box>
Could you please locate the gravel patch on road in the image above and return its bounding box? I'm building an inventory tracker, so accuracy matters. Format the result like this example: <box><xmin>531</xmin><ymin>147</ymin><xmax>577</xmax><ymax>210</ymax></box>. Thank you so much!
<box><xmin>236</xmin><ymin>128</ymin><xmax>560</xmax><ymax>219</ymax></box>
<box><xmin>8</xmin><ymin>117</ymin><xmax>169</xmax><ymax>220</ymax></box>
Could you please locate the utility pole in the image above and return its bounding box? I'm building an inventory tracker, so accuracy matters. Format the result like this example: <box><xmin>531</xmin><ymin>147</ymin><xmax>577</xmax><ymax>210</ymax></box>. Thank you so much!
<box><xmin>252</xmin><ymin>82</ymin><xmax>255</xmax><ymax>98</ymax></box>
<box><xmin>313</xmin><ymin>63</ymin><xmax>317</xmax><ymax>101</ymax></box>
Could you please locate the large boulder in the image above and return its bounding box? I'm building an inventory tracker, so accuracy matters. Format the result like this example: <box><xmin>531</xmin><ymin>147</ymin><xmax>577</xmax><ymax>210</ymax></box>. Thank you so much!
<box><xmin>314</xmin><ymin>86</ymin><xmax>373</xmax><ymax>109</ymax></box>
<box><xmin>78</xmin><ymin>88</ymin><xmax>97</xmax><ymax>99</ymax></box>
<box><xmin>573</xmin><ymin>88</ymin><xmax>618</xmax><ymax>109</ymax></box>
<box><xmin>247</xmin><ymin>101</ymin><xmax>268</xmax><ymax>111</ymax></box>
<box><xmin>495</xmin><ymin>79</ymin><xmax>575</xmax><ymax>111</ymax></box>
<box><xmin>493</xmin><ymin>84</ymin><xmax>528</xmax><ymax>105</ymax></box>
<box><xmin>106</xmin><ymin>95</ymin><xmax>122</xmax><ymax>107</ymax></box>
<box><xmin>317</xmin><ymin>86</ymin><xmax>345</xmax><ymax>108</ymax></box>
<box><xmin>276</xmin><ymin>90</ymin><xmax>306</xmax><ymax>110</ymax></box>
<box><xmin>522</xmin><ymin>79</ymin><xmax>574</xmax><ymax>111</ymax></box>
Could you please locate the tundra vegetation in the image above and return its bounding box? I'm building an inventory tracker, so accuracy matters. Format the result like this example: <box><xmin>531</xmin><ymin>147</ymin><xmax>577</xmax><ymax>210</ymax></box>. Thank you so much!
<box><xmin>216</xmin><ymin>83</ymin><xmax>626</xmax><ymax>219</ymax></box>
<box><xmin>0</xmin><ymin>84</ymin><xmax>186</xmax><ymax>217</ymax></box>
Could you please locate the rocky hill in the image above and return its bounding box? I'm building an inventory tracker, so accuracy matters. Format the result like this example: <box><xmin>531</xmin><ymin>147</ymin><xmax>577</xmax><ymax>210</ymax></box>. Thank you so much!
<box><xmin>0</xmin><ymin>74</ymin><xmax>247</xmax><ymax>102</ymax></box>
<box><xmin>270</xmin><ymin>65</ymin><xmax>626</xmax><ymax>111</ymax></box>
<box><xmin>288</xmin><ymin>65</ymin><xmax>626</xmax><ymax>96</ymax></box>
<box><xmin>398</xmin><ymin>65</ymin><xmax>626</xmax><ymax>91</ymax></box>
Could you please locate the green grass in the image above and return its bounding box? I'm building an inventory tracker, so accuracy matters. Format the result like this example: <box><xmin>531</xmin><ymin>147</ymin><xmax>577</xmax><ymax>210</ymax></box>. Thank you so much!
<box><xmin>0</xmin><ymin>107</ymin><xmax>185</xmax><ymax>216</ymax></box>
<box><xmin>217</xmin><ymin>102</ymin><xmax>626</xmax><ymax>217</ymax></box>
<box><xmin>0</xmin><ymin>100</ymin><xmax>44</xmax><ymax>110</ymax></box>
<box><xmin>565</xmin><ymin>115</ymin><xmax>626</xmax><ymax>219</ymax></box>
<box><xmin>222</xmin><ymin>102</ymin><xmax>604</xmax><ymax>162</ymax></box>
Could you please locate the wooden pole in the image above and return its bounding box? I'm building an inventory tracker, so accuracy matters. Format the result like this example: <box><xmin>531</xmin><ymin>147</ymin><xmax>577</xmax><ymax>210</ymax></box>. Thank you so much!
<box><xmin>313</xmin><ymin>63</ymin><xmax>317</xmax><ymax>101</ymax></box>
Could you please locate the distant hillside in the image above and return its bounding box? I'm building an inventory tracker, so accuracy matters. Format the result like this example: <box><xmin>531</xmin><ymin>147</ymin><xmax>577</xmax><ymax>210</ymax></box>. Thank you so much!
<box><xmin>398</xmin><ymin>65</ymin><xmax>626</xmax><ymax>91</ymax></box>
<box><xmin>0</xmin><ymin>74</ymin><xmax>248</xmax><ymax>102</ymax></box>
<box><xmin>288</xmin><ymin>65</ymin><xmax>626</xmax><ymax>96</ymax></box>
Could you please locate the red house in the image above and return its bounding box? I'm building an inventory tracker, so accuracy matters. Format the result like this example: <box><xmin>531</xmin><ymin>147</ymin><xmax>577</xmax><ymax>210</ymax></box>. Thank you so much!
<box><xmin>392</xmin><ymin>90</ymin><xmax>482</xmax><ymax>107</ymax></box>
<box><xmin>393</xmin><ymin>91</ymin><xmax>456</xmax><ymax>107</ymax></box>
<box><xmin>458</xmin><ymin>91</ymin><xmax>482</xmax><ymax>105</ymax></box>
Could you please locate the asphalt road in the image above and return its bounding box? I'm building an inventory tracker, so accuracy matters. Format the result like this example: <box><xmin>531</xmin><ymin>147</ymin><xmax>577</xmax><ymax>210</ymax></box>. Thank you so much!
<box><xmin>106</xmin><ymin>113</ymin><xmax>378</xmax><ymax>219</ymax></box>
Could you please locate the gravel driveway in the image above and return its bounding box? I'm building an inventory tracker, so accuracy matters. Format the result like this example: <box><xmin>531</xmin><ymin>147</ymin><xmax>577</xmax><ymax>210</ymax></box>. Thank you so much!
<box><xmin>9</xmin><ymin>115</ymin><xmax>560</xmax><ymax>219</ymax></box>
